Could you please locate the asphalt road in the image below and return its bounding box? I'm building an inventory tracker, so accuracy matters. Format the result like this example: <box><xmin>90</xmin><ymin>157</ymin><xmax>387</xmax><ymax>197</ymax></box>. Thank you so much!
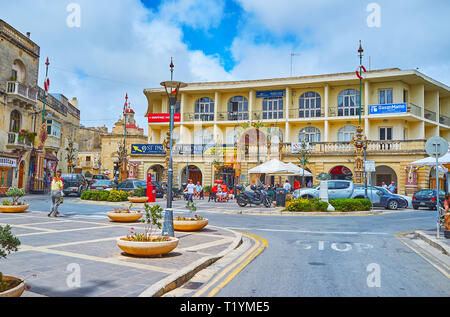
<box><xmin>23</xmin><ymin>194</ymin><xmax>449</xmax><ymax>297</ymax></box>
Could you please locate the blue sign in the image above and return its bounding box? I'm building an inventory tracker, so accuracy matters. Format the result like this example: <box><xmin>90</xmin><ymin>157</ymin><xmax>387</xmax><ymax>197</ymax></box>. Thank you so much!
<box><xmin>369</xmin><ymin>103</ymin><xmax>407</xmax><ymax>115</ymax></box>
<box><xmin>131</xmin><ymin>144</ymin><xmax>165</xmax><ymax>155</ymax></box>
<box><xmin>256</xmin><ymin>90</ymin><xmax>285</xmax><ymax>98</ymax></box>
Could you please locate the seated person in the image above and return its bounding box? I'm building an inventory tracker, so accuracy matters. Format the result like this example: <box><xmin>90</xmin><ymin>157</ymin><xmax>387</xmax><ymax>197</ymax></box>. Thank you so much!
<box><xmin>209</xmin><ymin>184</ymin><xmax>218</xmax><ymax>202</ymax></box>
<box><xmin>220</xmin><ymin>184</ymin><xmax>229</xmax><ymax>201</ymax></box>
<box><xmin>228</xmin><ymin>189</ymin><xmax>235</xmax><ymax>200</ymax></box>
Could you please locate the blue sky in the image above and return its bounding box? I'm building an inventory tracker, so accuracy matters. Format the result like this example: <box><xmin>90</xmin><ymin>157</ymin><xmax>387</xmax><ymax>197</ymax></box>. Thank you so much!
<box><xmin>1</xmin><ymin>0</ymin><xmax>449</xmax><ymax>133</ymax></box>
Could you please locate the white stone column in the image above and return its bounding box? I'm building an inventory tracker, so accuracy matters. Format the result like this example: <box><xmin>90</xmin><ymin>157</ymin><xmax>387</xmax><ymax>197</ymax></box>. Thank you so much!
<box><xmin>364</xmin><ymin>80</ymin><xmax>370</xmax><ymax>116</ymax></box>
<box><xmin>249</xmin><ymin>89</ymin><xmax>255</xmax><ymax>122</ymax></box>
<box><xmin>324</xmin><ymin>84</ymin><xmax>329</xmax><ymax>118</ymax></box>
<box><xmin>214</xmin><ymin>91</ymin><xmax>220</xmax><ymax>122</ymax></box>
<box><xmin>324</xmin><ymin>120</ymin><xmax>329</xmax><ymax>142</ymax></box>
<box><xmin>180</xmin><ymin>92</ymin><xmax>186</xmax><ymax>123</ymax></box>
<box><xmin>285</xmin><ymin>87</ymin><xmax>291</xmax><ymax>120</ymax></box>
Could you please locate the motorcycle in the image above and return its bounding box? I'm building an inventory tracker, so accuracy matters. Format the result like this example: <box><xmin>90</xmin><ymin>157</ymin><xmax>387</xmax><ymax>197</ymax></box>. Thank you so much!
<box><xmin>235</xmin><ymin>184</ymin><xmax>272</xmax><ymax>208</ymax></box>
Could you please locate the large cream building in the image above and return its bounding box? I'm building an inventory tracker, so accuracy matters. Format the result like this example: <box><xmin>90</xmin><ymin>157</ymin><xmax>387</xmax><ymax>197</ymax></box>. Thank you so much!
<box><xmin>137</xmin><ymin>68</ymin><xmax>450</xmax><ymax>195</ymax></box>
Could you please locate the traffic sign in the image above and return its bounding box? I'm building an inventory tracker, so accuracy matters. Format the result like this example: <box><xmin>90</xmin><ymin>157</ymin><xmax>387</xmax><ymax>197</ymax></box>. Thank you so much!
<box><xmin>364</xmin><ymin>160</ymin><xmax>376</xmax><ymax>172</ymax></box>
<box><xmin>425</xmin><ymin>136</ymin><xmax>448</xmax><ymax>158</ymax></box>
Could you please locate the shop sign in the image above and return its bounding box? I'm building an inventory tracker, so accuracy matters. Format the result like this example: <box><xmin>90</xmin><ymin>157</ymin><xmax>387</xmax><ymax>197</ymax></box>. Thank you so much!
<box><xmin>131</xmin><ymin>144</ymin><xmax>166</xmax><ymax>155</ymax></box>
<box><xmin>148</xmin><ymin>113</ymin><xmax>181</xmax><ymax>123</ymax></box>
<box><xmin>0</xmin><ymin>157</ymin><xmax>17</xmax><ymax>168</ymax></box>
<box><xmin>369</xmin><ymin>103</ymin><xmax>407</xmax><ymax>115</ymax></box>
<box><xmin>256</xmin><ymin>90</ymin><xmax>285</xmax><ymax>98</ymax></box>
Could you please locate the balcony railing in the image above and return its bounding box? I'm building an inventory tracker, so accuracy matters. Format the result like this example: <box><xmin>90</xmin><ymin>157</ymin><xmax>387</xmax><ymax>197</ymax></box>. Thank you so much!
<box><xmin>328</xmin><ymin>106</ymin><xmax>364</xmax><ymax>117</ymax></box>
<box><xmin>7</xmin><ymin>132</ymin><xmax>33</xmax><ymax>148</ymax></box>
<box><xmin>183</xmin><ymin>112</ymin><xmax>214</xmax><ymax>122</ymax></box>
<box><xmin>6</xmin><ymin>81</ymin><xmax>37</xmax><ymax>102</ymax></box>
<box><xmin>439</xmin><ymin>115</ymin><xmax>450</xmax><ymax>126</ymax></box>
<box><xmin>252</xmin><ymin>111</ymin><xmax>284</xmax><ymax>121</ymax></box>
<box><xmin>424</xmin><ymin>109</ymin><xmax>437</xmax><ymax>122</ymax></box>
<box><xmin>406</xmin><ymin>103</ymin><xmax>421</xmax><ymax>116</ymax></box>
<box><xmin>216</xmin><ymin>111</ymin><xmax>249</xmax><ymax>121</ymax></box>
<box><xmin>288</xmin><ymin>108</ymin><xmax>324</xmax><ymax>119</ymax></box>
<box><xmin>283</xmin><ymin>140</ymin><xmax>426</xmax><ymax>155</ymax></box>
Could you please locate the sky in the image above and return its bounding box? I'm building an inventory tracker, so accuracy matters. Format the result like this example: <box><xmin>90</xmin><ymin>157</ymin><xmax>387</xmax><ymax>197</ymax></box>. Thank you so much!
<box><xmin>1</xmin><ymin>0</ymin><xmax>449</xmax><ymax>135</ymax></box>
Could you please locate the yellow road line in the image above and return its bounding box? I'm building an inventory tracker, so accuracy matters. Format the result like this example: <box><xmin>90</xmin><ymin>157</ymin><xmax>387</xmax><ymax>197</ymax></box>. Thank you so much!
<box><xmin>394</xmin><ymin>231</ymin><xmax>449</xmax><ymax>279</ymax></box>
<box><xmin>207</xmin><ymin>232</ymin><xmax>267</xmax><ymax>297</ymax></box>
<box><xmin>192</xmin><ymin>231</ymin><xmax>265</xmax><ymax>297</ymax></box>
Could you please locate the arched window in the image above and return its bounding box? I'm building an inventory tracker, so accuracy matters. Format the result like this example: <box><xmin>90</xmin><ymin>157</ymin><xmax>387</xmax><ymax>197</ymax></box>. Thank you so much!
<box><xmin>299</xmin><ymin>127</ymin><xmax>321</xmax><ymax>143</ymax></box>
<box><xmin>299</xmin><ymin>92</ymin><xmax>321</xmax><ymax>118</ymax></box>
<box><xmin>228</xmin><ymin>96</ymin><xmax>248</xmax><ymax>121</ymax></box>
<box><xmin>195</xmin><ymin>97</ymin><xmax>214</xmax><ymax>121</ymax></box>
<box><xmin>338</xmin><ymin>125</ymin><xmax>356</xmax><ymax>142</ymax></box>
<box><xmin>338</xmin><ymin>89</ymin><xmax>361</xmax><ymax>116</ymax></box>
<box><xmin>11</xmin><ymin>60</ymin><xmax>26</xmax><ymax>83</ymax></box>
<box><xmin>9</xmin><ymin>110</ymin><xmax>21</xmax><ymax>132</ymax></box>
<box><xmin>194</xmin><ymin>129</ymin><xmax>213</xmax><ymax>145</ymax></box>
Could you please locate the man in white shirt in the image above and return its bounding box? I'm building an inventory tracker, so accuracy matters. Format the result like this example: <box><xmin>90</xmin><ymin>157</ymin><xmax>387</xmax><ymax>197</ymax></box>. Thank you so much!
<box><xmin>184</xmin><ymin>179</ymin><xmax>196</xmax><ymax>203</ymax></box>
<box><xmin>283</xmin><ymin>180</ymin><xmax>291</xmax><ymax>193</ymax></box>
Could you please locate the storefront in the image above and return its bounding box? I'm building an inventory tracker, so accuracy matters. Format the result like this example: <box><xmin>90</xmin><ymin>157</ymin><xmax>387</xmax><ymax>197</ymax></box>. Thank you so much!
<box><xmin>0</xmin><ymin>155</ymin><xmax>17</xmax><ymax>194</ymax></box>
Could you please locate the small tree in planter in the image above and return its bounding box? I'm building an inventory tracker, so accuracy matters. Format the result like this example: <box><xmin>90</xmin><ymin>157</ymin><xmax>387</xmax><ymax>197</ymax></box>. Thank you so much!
<box><xmin>2</xmin><ymin>187</ymin><xmax>26</xmax><ymax>206</ymax></box>
<box><xmin>174</xmin><ymin>201</ymin><xmax>208</xmax><ymax>231</ymax></box>
<box><xmin>124</xmin><ymin>204</ymin><xmax>168</xmax><ymax>242</ymax></box>
<box><xmin>0</xmin><ymin>225</ymin><xmax>23</xmax><ymax>295</ymax></box>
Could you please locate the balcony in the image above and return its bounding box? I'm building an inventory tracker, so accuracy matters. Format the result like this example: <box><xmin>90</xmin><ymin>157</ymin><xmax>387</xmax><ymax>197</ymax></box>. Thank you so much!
<box><xmin>216</xmin><ymin>111</ymin><xmax>249</xmax><ymax>121</ymax></box>
<box><xmin>439</xmin><ymin>115</ymin><xmax>450</xmax><ymax>126</ymax></box>
<box><xmin>82</xmin><ymin>161</ymin><xmax>92</xmax><ymax>168</ymax></box>
<box><xmin>328</xmin><ymin>106</ymin><xmax>364</xmax><ymax>117</ymax></box>
<box><xmin>288</xmin><ymin>108</ymin><xmax>325</xmax><ymax>119</ymax></box>
<box><xmin>6</xmin><ymin>132</ymin><xmax>33</xmax><ymax>150</ymax></box>
<box><xmin>252</xmin><ymin>111</ymin><xmax>284</xmax><ymax>121</ymax></box>
<box><xmin>424</xmin><ymin>109</ymin><xmax>437</xmax><ymax>122</ymax></box>
<box><xmin>6</xmin><ymin>81</ymin><xmax>37</xmax><ymax>106</ymax></box>
<box><xmin>283</xmin><ymin>140</ymin><xmax>426</xmax><ymax>156</ymax></box>
<box><xmin>183</xmin><ymin>112</ymin><xmax>214</xmax><ymax>122</ymax></box>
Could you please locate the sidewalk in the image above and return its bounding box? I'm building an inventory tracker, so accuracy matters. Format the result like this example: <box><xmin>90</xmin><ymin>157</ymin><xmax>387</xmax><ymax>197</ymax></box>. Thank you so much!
<box><xmin>414</xmin><ymin>228</ymin><xmax>450</xmax><ymax>256</ymax></box>
<box><xmin>0</xmin><ymin>210</ymin><xmax>241</xmax><ymax>297</ymax></box>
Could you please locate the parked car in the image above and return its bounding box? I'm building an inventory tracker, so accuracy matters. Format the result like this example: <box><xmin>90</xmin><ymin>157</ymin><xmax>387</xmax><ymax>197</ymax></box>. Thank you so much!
<box><xmin>61</xmin><ymin>173</ymin><xmax>88</xmax><ymax>197</ymax></box>
<box><xmin>89</xmin><ymin>179</ymin><xmax>114</xmax><ymax>191</ymax></box>
<box><xmin>116</xmin><ymin>180</ymin><xmax>164</xmax><ymax>198</ymax></box>
<box><xmin>412</xmin><ymin>189</ymin><xmax>446</xmax><ymax>210</ymax></box>
<box><xmin>354</xmin><ymin>185</ymin><xmax>409</xmax><ymax>210</ymax></box>
<box><xmin>292</xmin><ymin>180</ymin><xmax>355</xmax><ymax>200</ymax></box>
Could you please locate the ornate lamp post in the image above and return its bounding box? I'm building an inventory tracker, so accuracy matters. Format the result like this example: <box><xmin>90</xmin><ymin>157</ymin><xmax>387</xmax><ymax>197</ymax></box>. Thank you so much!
<box><xmin>161</xmin><ymin>58</ymin><xmax>187</xmax><ymax>237</ymax></box>
<box><xmin>119</xmin><ymin>94</ymin><xmax>129</xmax><ymax>183</ymax></box>
<box><xmin>299</xmin><ymin>131</ymin><xmax>311</xmax><ymax>187</ymax></box>
<box><xmin>65</xmin><ymin>137</ymin><xmax>77</xmax><ymax>173</ymax></box>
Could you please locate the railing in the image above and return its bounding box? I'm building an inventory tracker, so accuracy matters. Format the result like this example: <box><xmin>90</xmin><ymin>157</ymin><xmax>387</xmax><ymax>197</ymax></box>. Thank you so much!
<box><xmin>288</xmin><ymin>108</ymin><xmax>324</xmax><ymax>119</ymax></box>
<box><xmin>328</xmin><ymin>106</ymin><xmax>364</xmax><ymax>117</ymax></box>
<box><xmin>252</xmin><ymin>111</ymin><xmax>284</xmax><ymax>121</ymax></box>
<box><xmin>7</xmin><ymin>132</ymin><xmax>33</xmax><ymax>147</ymax></box>
<box><xmin>216</xmin><ymin>111</ymin><xmax>249</xmax><ymax>121</ymax></box>
<box><xmin>6</xmin><ymin>81</ymin><xmax>37</xmax><ymax>102</ymax></box>
<box><xmin>439</xmin><ymin>115</ymin><xmax>450</xmax><ymax>126</ymax></box>
<box><xmin>424</xmin><ymin>109</ymin><xmax>437</xmax><ymax>122</ymax></box>
<box><xmin>183</xmin><ymin>112</ymin><xmax>214</xmax><ymax>122</ymax></box>
<box><xmin>406</xmin><ymin>103</ymin><xmax>421</xmax><ymax>116</ymax></box>
<box><xmin>283</xmin><ymin>140</ymin><xmax>426</xmax><ymax>155</ymax></box>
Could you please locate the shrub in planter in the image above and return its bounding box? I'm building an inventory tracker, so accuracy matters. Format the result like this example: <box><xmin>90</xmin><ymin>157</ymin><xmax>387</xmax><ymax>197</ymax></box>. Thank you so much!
<box><xmin>329</xmin><ymin>199</ymin><xmax>371</xmax><ymax>212</ymax></box>
<box><xmin>122</xmin><ymin>204</ymin><xmax>168</xmax><ymax>242</ymax></box>
<box><xmin>3</xmin><ymin>187</ymin><xmax>26</xmax><ymax>206</ymax></box>
<box><xmin>284</xmin><ymin>198</ymin><xmax>328</xmax><ymax>212</ymax></box>
<box><xmin>0</xmin><ymin>225</ymin><xmax>23</xmax><ymax>295</ymax></box>
<box><xmin>107</xmin><ymin>190</ymin><xmax>130</xmax><ymax>202</ymax></box>
<box><xmin>131</xmin><ymin>185</ymin><xmax>146</xmax><ymax>198</ymax></box>
<box><xmin>81</xmin><ymin>190</ymin><xmax>110</xmax><ymax>201</ymax></box>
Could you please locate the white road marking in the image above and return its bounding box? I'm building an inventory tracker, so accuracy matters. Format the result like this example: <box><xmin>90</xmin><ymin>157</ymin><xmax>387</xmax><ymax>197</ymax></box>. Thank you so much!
<box><xmin>226</xmin><ymin>227</ymin><xmax>389</xmax><ymax>235</ymax></box>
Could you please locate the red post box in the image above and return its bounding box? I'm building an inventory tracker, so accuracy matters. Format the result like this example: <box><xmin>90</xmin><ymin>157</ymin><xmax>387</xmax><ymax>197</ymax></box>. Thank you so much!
<box><xmin>147</xmin><ymin>173</ymin><xmax>155</xmax><ymax>202</ymax></box>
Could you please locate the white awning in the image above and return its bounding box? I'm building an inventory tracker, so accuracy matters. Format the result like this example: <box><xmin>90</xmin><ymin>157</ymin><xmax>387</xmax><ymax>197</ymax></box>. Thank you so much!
<box><xmin>248</xmin><ymin>159</ymin><xmax>313</xmax><ymax>176</ymax></box>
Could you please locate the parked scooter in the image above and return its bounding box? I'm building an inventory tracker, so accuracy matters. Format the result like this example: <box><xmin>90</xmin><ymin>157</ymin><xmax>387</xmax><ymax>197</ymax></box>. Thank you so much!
<box><xmin>235</xmin><ymin>184</ymin><xmax>272</xmax><ymax>208</ymax></box>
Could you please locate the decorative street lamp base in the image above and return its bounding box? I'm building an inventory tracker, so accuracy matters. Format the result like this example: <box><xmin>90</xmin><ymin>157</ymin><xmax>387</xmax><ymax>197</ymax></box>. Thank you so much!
<box><xmin>162</xmin><ymin>208</ymin><xmax>174</xmax><ymax>237</ymax></box>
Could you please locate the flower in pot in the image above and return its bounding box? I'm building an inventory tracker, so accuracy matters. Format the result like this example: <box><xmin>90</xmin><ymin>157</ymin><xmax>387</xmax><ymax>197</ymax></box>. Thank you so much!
<box><xmin>0</xmin><ymin>188</ymin><xmax>28</xmax><ymax>213</ymax></box>
<box><xmin>128</xmin><ymin>185</ymin><xmax>148</xmax><ymax>203</ymax></box>
<box><xmin>107</xmin><ymin>203</ymin><xmax>143</xmax><ymax>222</ymax></box>
<box><xmin>117</xmin><ymin>204</ymin><xmax>179</xmax><ymax>256</ymax></box>
<box><xmin>0</xmin><ymin>225</ymin><xmax>24</xmax><ymax>297</ymax></box>
<box><xmin>174</xmin><ymin>202</ymin><xmax>208</xmax><ymax>232</ymax></box>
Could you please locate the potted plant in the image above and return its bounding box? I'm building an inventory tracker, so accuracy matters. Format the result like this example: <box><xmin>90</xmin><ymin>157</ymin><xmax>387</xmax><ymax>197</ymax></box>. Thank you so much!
<box><xmin>116</xmin><ymin>204</ymin><xmax>179</xmax><ymax>256</ymax></box>
<box><xmin>0</xmin><ymin>225</ymin><xmax>24</xmax><ymax>297</ymax></box>
<box><xmin>127</xmin><ymin>185</ymin><xmax>148</xmax><ymax>203</ymax></box>
<box><xmin>0</xmin><ymin>188</ymin><xmax>29</xmax><ymax>213</ymax></box>
<box><xmin>107</xmin><ymin>204</ymin><xmax>143</xmax><ymax>222</ymax></box>
<box><xmin>174</xmin><ymin>201</ymin><xmax>208</xmax><ymax>232</ymax></box>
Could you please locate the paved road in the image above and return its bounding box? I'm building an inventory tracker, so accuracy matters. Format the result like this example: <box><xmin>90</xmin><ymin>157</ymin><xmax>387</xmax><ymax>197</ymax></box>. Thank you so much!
<box><xmin>20</xmin><ymin>194</ymin><xmax>450</xmax><ymax>297</ymax></box>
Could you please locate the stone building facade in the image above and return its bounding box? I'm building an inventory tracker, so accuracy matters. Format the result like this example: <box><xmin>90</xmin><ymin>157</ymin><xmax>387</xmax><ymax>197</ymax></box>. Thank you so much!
<box><xmin>76</xmin><ymin>126</ymin><xmax>107</xmax><ymax>176</ymax></box>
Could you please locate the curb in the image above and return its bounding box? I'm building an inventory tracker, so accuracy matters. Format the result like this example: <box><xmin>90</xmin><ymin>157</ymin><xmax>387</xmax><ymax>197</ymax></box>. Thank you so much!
<box><xmin>415</xmin><ymin>230</ymin><xmax>450</xmax><ymax>256</ymax></box>
<box><xmin>138</xmin><ymin>226</ymin><xmax>243</xmax><ymax>297</ymax></box>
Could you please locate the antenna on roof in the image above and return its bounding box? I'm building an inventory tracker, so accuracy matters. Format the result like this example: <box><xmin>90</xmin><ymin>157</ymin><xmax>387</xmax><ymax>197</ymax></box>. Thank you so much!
<box><xmin>290</xmin><ymin>52</ymin><xmax>301</xmax><ymax>77</ymax></box>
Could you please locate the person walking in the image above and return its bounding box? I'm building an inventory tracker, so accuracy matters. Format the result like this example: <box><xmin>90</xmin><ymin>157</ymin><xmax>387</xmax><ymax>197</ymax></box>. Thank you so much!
<box><xmin>184</xmin><ymin>179</ymin><xmax>196</xmax><ymax>203</ymax></box>
<box><xmin>49</xmin><ymin>170</ymin><xmax>64</xmax><ymax>217</ymax></box>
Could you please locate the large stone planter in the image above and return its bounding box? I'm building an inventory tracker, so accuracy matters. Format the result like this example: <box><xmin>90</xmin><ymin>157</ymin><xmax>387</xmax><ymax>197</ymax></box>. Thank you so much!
<box><xmin>127</xmin><ymin>196</ymin><xmax>149</xmax><ymax>203</ymax></box>
<box><xmin>174</xmin><ymin>218</ymin><xmax>208</xmax><ymax>232</ymax></box>
<box><xmin>0</xmin><ymin>204</ymin><xmax>29</xmax><ymax>213</ymax></box>
<box><xmin>116</xmin><ymin>237</ymin><xmax>179</xmax><ymax>256</ymax></box>
<box><xmin>0</xmin><ymin>276</ymin><xmax>25</xmax><ymax>297</ymax></box>
<box><xmin>107</xmin><ymin>212</ymin><xmax>143</xmax><ymax>222</ymax></box>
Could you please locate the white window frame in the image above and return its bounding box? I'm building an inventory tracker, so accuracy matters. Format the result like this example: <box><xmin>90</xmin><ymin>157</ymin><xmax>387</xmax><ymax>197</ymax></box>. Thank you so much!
<box><xmin>338</xmin><ymin>125</ymin><xmax>356</xmax><ymax>142</ymax></box>
<box><xmin>299</xmin><ymin>92</ymin><xmax>321</xmax><ymax>118</ymax></box>
<box><xmin>379</xmin><ymin>89</ymin><xmax>393</xmax><ymax>105</ymax></box>
<box><xmin>379</xmin><ymin>126</ymin><xmax>393</xmax><ymax>141</ymax></box>
<box><xmin>262</xmin><ymin>97</ymin><xmax>283</xmax><ymax>120</ymax></box>
<box><xmin>338</xmin><ymin>89</ymin><xmax>361</xmax><ymax>116</ymax></box>
<box><xmin>299</xmin><ymin>127</ymin><xmax>321</xmax><ymax>143</ymax></box>
<box><xmin>46</xmin><ymin>119</ymin><xmax>61</xmax><ymax>138</ymax></box>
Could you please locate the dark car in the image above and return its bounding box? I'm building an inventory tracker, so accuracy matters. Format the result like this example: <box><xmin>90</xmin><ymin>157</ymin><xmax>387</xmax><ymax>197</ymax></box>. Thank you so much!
<box><xmin>412</xmin><ymin>189</ymin><xmax>446</xmax><ymax>210</ymax></box>
<box><xmin>354</xmin><ymin>185</ymin><xmax>409</xmax><ymax>210</ymax></box>
<box><xmin>89</xmin><ymin>179</ymin><xmax>113</xmax><ymax>191</ymax></box>
<box><xmin>61</xmin><ymin>173</ymin><xmax>88</xmax><ymax>197</ymax></box>
<box><xmin>116</xmin><ymin>180</ymin><xmax>164</xmax><ymax>198</ymax></box>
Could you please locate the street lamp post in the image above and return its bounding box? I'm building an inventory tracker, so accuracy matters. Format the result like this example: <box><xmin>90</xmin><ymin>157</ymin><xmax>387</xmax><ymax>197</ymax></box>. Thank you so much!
<box><xmin>161</xmin><ymin>58</ymin><xmax>187</xmax><ymax>238</ymax></box>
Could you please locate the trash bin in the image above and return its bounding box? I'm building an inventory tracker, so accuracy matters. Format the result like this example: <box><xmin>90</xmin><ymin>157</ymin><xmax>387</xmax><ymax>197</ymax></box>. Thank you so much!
<box><xmin>276</xmin><ymin>188</ymin><xmax>286</xmax><ymax>207</ymax></box>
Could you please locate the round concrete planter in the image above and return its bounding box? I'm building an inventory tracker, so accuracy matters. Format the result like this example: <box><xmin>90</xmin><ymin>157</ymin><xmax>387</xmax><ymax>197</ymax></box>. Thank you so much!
<box><xmin>116</xmin><ymin>237</ymin><xmax>179</xmax><ymax>256</ymax></box>
<box><xmin>0</xmin><ymin>276</ymin><xmax>25</xmax><ymax>297</ymax></box>
<box><xmin>107</xmin><ymin>212</ymin><xmax>143</xmax><ymax>222</ymax></box>
<box><xmin>0</xmin><ymin>204</ymin><xmax>29</xmax><ymax>213</ymax></box>
<box><xmin>127</xmin><ymin>196</ymin><xmax>149</xmax><ymax>203</ymax></box>
<box><xmin>174</xmin><ymin>218</ymin><xmax>208</xmax><ymax>232</ymax></box>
